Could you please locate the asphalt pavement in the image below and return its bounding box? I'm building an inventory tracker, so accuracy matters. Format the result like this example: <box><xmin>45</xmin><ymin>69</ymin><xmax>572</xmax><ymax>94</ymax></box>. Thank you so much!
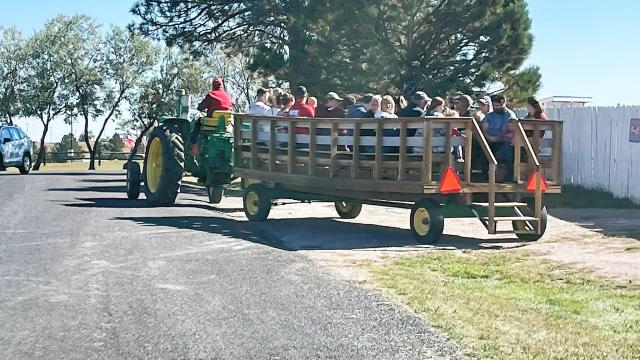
<box><xmin>0</xmin><ymin>172</ymin><xmax>459</xmax><ymax>359</ymax></box>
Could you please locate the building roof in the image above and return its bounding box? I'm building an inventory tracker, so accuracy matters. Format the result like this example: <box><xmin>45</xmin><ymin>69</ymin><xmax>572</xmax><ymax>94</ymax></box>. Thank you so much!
<box><xmin>540</xmin><ymin>96</ymin><xmax>592</xmax><ymax>103</ymax></box>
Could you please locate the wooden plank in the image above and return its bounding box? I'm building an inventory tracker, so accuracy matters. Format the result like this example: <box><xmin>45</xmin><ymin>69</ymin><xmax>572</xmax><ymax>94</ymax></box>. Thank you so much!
<box><xmin>234</xmin><ymin>168</ymin><xmax>424</xmax><ymax>194</ymax></box>
<box><xmin>233</xmin><ymin>116</ymin><xmax>243</xmax><ymax>168</ymax></box>
<box><xmin>250</xmin><ymin>118</ymin><xmax>258</xmax><ymax>170</ymax></box>
<box><xmin>330</xmin><ymin>122</ymin><xmax>338</xmax><ymax>178</ymax></box>
<box><xmin>269</xmin><ymin>119</ymin><xmax>276</xmax><ymax>172</ymax></box>
<box><xmin>553</xmin><ymin>122</ymin><xmax>563</xmax><ymax>183</ymax></box>
<box><xmin>488</xmin><ymin>163</ymin><xmax>496</xmax><ymax>234</ymax></box>
<box><xmin>398</xmin><ymin>119</ymin><xmax>407</xmax><ymax>181</ymax></box>
<box><xmin>445</xmin><ymin>122</ymin><xmax>453</xmax><ymax>168</ymax></box>
<box><xmin>288</xmin><ymin>119</ymin><xmax>295</xmax><ymax>174</ymax></box>
<box><xmin>375</xmin><ymin>120</ymin><xmax>383</xmax><ymax>179</ymax></box>
<box><xmin>513</xmin><ymin>125</ymin><xmax>522</xmax><ymax>183</ymax></box>
<box><xmin>351</xmin><ymin>122</ymin><xmax>360</xmax><ymax>179</ymax></box>
<box><xmin>309</xmin><ymin>121</ymin><xmax>317</xmax><ymax>176</ymax></box>
<box><xmin>464</xmin><ymin>122</ymin><xmax>472</xmax><ymax>182</ymax></box>
<box><xmin>423</xmin><ymin>120</ymin><xmax>433</xmax><ymax>184</ymax></box>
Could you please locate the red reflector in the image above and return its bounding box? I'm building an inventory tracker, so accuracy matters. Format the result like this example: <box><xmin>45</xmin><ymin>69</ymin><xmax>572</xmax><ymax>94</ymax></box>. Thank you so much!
<box><xmin>526</xmin><ymin>171</ymin><xmax>548</xmax><ymax>192</ymax></box>
<box><xmin>439</xmin><ymin>167</ymin><xmax>463</xmax><ymax>194</ymax></box>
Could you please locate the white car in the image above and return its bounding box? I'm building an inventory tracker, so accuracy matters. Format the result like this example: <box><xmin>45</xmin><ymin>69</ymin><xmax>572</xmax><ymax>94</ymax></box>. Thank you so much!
<box><xmin>0</xmin><ymin>123</ymin><xmax>33</xmax><ymax>174</ymax></box>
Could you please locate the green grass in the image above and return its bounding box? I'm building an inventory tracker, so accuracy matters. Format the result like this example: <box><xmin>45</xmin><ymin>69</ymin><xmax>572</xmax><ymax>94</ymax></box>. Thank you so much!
<box><xmin>545</xmin><ymin>185</ymin><xmax>640</xmax><ymax>209</ymax></box>
<box><xmin>370</xmin><ymin>252</ymin><xmax>640</xmax><ymax>360</ymax></box>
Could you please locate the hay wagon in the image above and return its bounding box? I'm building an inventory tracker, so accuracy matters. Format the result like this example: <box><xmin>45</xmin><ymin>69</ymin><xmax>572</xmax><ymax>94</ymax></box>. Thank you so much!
<box><xmin>232</xmin><ymin>114</ymin><xmax>563</xmax><ymax>243</ymax></box>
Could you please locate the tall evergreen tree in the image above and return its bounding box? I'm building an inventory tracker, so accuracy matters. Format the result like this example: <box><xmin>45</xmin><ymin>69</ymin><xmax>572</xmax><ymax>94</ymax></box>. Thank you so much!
<box><xmin>131</xmin><ymin>0</ymin><xmax>538</xmax><ymax>96</ymax></box>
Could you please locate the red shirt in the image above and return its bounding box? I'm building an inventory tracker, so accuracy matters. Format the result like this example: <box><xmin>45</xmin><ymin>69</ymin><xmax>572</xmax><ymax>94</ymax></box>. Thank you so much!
<box><xmin>197</xmin><ymin>89</ymin><xmax>233</xmax><ymax>117</ymax></box>
<box><xmin>288</xmin><ymin>100</ymin><xmax>315</xmax><ymax>118</ymax></box>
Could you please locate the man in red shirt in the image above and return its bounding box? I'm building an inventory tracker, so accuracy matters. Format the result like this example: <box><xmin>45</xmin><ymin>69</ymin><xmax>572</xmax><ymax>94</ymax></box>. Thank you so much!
<box><xmin>288</xmin><ymin>86</ymin><xmax>315</xmax><ymax>138</ymax></box>
<box><xmin>197</xmin><ymin>78</ymin><xmax>233</xmax><ymax>116</ymax></box>
<box><xmin>191</xmin><ymin>78</ymin><xmax>233</xmax><ymax>156</ymax></box>
<box><xmin>288</xmin><ymin>86</ymin><xmax>315</xmax><ymax>118</ymax></box>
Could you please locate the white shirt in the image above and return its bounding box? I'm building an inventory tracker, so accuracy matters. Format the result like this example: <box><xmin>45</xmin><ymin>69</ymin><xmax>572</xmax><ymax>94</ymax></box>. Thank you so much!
<box><xmin>249</xmin><ymin>101</ymin><xmax>271</xmax><ymax>116</ymax></box>
<box><xmin>374</xmin><ymin>111</ymin><xmax>398</xmax><ymax>119</ymax></box>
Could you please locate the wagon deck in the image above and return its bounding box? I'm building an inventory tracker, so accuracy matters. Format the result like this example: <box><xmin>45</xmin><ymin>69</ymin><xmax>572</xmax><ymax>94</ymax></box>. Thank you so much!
<box><xmin>231</xmin><ymin>114</ymin><xmax>563</xmax><ymax>242</ymax></box>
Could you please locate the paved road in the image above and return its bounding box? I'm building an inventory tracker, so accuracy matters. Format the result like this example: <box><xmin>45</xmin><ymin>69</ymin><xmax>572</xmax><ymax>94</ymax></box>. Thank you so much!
<box><xmin>0</xmin><ymin>172</ymin><xmax>458</xmax><ymax>359</ymax></box>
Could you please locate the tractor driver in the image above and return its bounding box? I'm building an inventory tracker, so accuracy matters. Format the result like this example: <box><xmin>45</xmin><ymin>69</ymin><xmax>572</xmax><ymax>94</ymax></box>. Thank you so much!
<box><xmin>190</xmin><ymin>78</ymin><xmax>233</xmax><ymax>156</ymax></box>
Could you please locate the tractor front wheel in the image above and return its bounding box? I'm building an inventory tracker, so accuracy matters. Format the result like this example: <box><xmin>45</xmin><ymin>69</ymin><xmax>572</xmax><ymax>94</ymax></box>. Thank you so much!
<box><xmin>143</xmin><ymin>124</ymin><xmax>185</xmax><ymax>206</ymax></box>
<box><xmin>207</xmin><ymin>186</ymin><xmax>224</xmax><ymax>204</ymax></box>
<box><xmin>126</xmin><ymin>161</ymin><xmax>141</xmax><ymax>199</ymax></box>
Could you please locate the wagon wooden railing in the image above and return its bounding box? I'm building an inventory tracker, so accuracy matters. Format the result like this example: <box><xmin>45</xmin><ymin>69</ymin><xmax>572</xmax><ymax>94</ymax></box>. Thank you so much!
<box><xmin>232</xmin><ymin>115</ymin><xmax>562</xmax><ymax>201</ymax></box>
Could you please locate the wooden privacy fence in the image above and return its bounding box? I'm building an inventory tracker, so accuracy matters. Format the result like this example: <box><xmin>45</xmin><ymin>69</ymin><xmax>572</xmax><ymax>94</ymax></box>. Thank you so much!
<box><xmin>547</xmin><ymin>105</ymin><xmax>640</xmax><ymax>204</ymax></box>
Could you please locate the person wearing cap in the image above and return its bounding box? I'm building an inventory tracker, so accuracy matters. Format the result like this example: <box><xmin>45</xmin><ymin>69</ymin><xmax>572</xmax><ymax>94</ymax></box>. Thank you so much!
<box><xmin>191</xmin><ymin>78</ymin><xmax>234</xmax><ymax>156</ymax></box>
<box><xmin>473</xmin><ymin>96</ymin><xmax>492</xmax><ymax>123</ymax></box>
<box><xmin>453</xmin><ymin>94</ymin><xmax>472</xmax><ymax>117</ymax></box>
<box><xmin>316</xmin><ymin>92</ymin><xmax>345</xmax><ymax>118</ymax></box>
<box><xmin>398</xmin><ymin>91</ymin><xmax>431</xmax><ymax>118</ymax></box>
<box><xmin>197</xmin><ymin>78</ymin><xmax>233</xmax><ymax>117</ymax></box>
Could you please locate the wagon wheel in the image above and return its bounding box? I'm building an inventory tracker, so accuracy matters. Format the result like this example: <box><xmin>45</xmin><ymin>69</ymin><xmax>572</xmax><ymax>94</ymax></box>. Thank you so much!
<box><xmin>512</xmin><ymin>206</ymin><xmax>548</xmax><ymax>242</ymax></box>
<box><xmin>334</xmin><ymin>201</ymin><xmax>362</xmax><ymax>219</ymax></box>
<box><xmin>126</xmin><ymin>161</ymin><xmax>141</xmax><ymax>200</ymax></box>
<box><xmin>243</xmin><ymin>184</ymin><xmax>272</xmax><ymax>221</ymax></box>
<box><xmin>143</xmin><ymin>124</ymin><xmax>185</xmax><ymax>206</ymax></box>
<box><xmin>207</xmin><ymin>185</ymin><xmax>224</xmax><ymax>204</ymax></box>
<box><xmin>410</xmin><ymin>199</ymin><xmax>444</xmax><ymax>244</ymax></box>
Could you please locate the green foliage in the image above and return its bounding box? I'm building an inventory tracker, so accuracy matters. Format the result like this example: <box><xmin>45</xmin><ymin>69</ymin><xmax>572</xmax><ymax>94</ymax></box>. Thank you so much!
<box><xmin>132</xmin><ymin>0</ymin><xmax>538</xmax><ymax>97</ymax></box>
<box><xmin>107</xmin><ymin>133</ymin><xmax>123</xmax><ymax>153</ymax></box>
<box><xmin>51</xmin><ymin>133</ymin><xmax>83</xmax><ymax>162</ymax></box>
<box><xmin>0</xmin><ymin>27</ymin><xmax>27</xmax><ymax>124</ymax></box>
<box><xmin>502</xmin><ymin>65</ymin><xmax>542</xmax><ymax>107</ymax></box>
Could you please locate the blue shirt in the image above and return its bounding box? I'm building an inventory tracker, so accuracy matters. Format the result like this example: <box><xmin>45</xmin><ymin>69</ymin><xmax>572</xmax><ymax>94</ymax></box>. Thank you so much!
<box><xmin>484</xmin><ymin>109</ymin><xmax>516</xmax><ymax>138</ymax></box>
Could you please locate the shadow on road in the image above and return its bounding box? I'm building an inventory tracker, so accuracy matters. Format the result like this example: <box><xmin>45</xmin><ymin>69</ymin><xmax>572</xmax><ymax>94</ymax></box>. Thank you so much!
<box><xmin>61</xmin><ymin>197</ymin><xmax>244</xmax><ymax>214</ymax></box>
<box><xmin>114</xmin><ymin>215</ymin><xmax>523</xmax><ymax>251</ymax></box>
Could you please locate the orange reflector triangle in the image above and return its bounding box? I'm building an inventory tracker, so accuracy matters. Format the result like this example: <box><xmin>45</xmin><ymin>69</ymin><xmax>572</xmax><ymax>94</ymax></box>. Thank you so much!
<box><xmin>526</xmin><ymin>171</ymin><xmax>548</xmax><ymax>192</ymax></box>
<box><xmin>439</xmin><ymin>167</ymin><xmax>463</xmax><ymax>194</ymax></box>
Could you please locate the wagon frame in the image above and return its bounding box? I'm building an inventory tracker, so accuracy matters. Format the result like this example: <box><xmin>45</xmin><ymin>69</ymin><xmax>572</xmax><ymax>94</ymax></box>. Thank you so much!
<box><xmin>233</xmin><ymin>114</ymin><xmax>563</xmax><ymax>243</ymax></box>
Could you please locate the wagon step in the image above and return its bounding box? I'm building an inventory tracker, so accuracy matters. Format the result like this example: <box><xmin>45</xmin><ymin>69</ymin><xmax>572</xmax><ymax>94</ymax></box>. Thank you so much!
<box><xmin>472</xmin><ymin>202</ymin><xmax>527</xmax><ymax>208</ymax></box>
<box><xmin>481</xmin><ymin>216</ymin><xmax>538</xmax><ymax>222</ymax></box>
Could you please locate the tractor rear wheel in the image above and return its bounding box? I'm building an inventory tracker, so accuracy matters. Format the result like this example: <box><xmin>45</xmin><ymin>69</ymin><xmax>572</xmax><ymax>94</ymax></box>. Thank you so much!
<box><xmin>126</xmin><ymin>161</ymin><xmax>141</xmax><ymax>199</ymax></box>
<box><xmin>143</xmin><ymin>124</ymin><xmax>185</xmax><ymax>206</ymax></box>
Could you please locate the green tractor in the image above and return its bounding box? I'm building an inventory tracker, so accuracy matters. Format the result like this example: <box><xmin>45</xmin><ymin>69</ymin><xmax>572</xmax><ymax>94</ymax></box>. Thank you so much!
<box><xmin>126</xmin><ymin>90</ymin><xmax>233</xmax><ymax>205</ymax></box>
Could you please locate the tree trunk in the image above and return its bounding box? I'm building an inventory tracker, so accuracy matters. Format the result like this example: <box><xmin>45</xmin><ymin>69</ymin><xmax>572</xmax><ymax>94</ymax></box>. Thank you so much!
<box><xmin>88</xmin><ymin>150</ymin><xmax>96</xmax><ymax>170</ymax></box>
<box><xmin>32</xmin><ymin>122</ymin><xmax>49</xmax><ymax>171</ymax></box>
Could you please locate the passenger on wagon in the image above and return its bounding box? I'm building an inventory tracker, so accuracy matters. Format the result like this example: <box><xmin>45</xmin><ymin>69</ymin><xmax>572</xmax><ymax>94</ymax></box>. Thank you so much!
<box><xmin>346</xmin><ymin>93</ymin><xmax>375</xmax><ymax>118</ymax></box>
<box><xmin>453</xmin><ymin>94</ymin><xmax>472</xmax><ymax>117</ymax></box>
<box><xmin>482</xmin><ymin>94</ymin><xmax>518</xmax><ymax>181</ymax></box>
<box><xmin>316</xmin><ymin>92</ymin><xmax>345</xmax><ymax>118</ymax></box>
<box><xmin>288</xmin><ymin>86</ymin><xmax>315</xmax><ymax>118</ymax></box>
<box><xmin>474</xmin><ymin>95</ymin><xmax>492</xmax><ymax>123</ymax></box>
<box><xmin>398</xmin><ymin>91</ymin><xmax>430</xmax><ymax>118</ymax></box>
<box><xmin>249</xmin><ymin>87</ymin><xmax>272</xmax><ymax>116</ymax></box>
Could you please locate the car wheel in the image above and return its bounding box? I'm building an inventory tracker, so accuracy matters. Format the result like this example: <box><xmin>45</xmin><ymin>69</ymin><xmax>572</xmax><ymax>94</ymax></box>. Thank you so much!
<box><xmin>19</xmin><ymin>154</ymin><xmax>31</xmax><ymax>174</ymax></box>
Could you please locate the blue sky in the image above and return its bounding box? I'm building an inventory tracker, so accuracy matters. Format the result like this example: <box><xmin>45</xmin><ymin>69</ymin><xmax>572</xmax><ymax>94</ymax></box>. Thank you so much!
<box><xmin>1</xmin><ymin>0</ymin><xmax>638</xmax><ymax>140</ymax></box>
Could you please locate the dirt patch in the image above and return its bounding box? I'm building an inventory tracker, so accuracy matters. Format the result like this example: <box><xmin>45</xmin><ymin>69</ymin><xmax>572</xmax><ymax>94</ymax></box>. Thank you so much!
<box><xmin>203</xmin><ymin>189</ymin><xmax>640</xmax><ymax>283</ymax></box>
